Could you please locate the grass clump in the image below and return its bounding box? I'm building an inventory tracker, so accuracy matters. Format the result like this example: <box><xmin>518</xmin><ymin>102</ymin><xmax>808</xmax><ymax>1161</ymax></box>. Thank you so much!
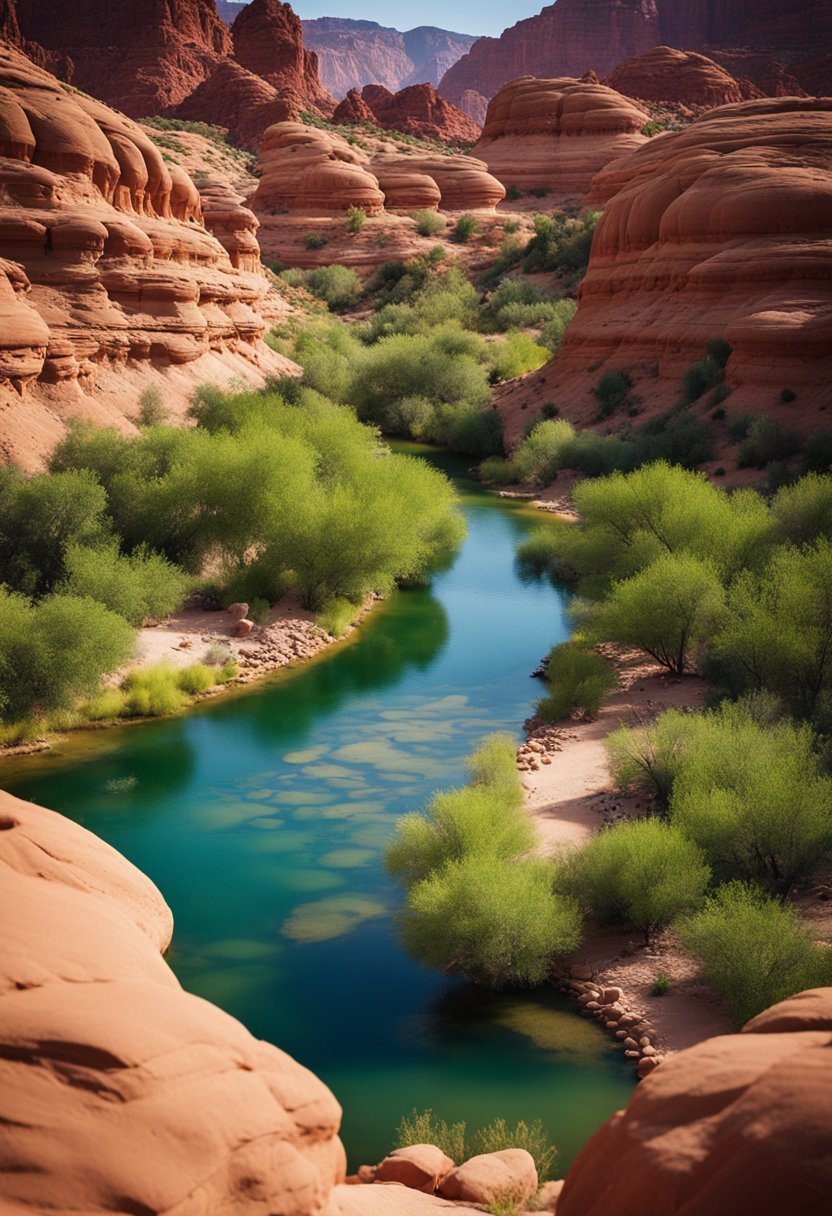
<box><xmin>122</xmin><ymin>663</ymin><xmax>190</xmax><ymax>717</ymax></box>
<box><xmin>535</xmin><ymin>641</ymin><xmax>616</xmax><ymax>722</ymax></box>
<box><xmin>346</xmin><ymin>206</ymin><xmax>366</xmax><ymax>235</ymax></box>
<box><xmin>412</xmin><ymin>209</ymin><xmax>445</xmax><ymax>237</ymax></box>
<box><xmin>83</xmin><ymin>688</ymin><xmax>128</xmax><ymax>721</ymax></box>
<box><xmin>175</xmin><ymin>663</ymin><xmax>216</xmax><ymax>695</ymax></box>
<box><xmin>452</xmin><ymin>214</ymin><xmax>479</xmax><ymax>243</ymax></box>
<box><xmin>678</xmin><ymin>882</ymin><xmax>832</xmax><ymax>1025</ymax></box>
<box><xmin>396</xmin><ymin>1109</ymin><xmax>467</xmax><ymax>1164</ymax></box>
<box><xmin>651</xmin><ymin>971</ymin><xmax>671</xmax><ymax>996</ymax></box>
<box><xmin>473</xmin><ymin>1119</ymin><xmax>557</xmax><ymax>1183</ymax></box>
<box><xmin>317</xmin><ymin>597</ymin><xmax>358</xmax><ymax>638</ymax></box>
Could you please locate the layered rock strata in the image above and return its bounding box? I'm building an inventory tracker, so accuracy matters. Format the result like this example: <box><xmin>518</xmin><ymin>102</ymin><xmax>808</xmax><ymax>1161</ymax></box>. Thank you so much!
<box><xmin>605</xmin><ymin>45</ymin><xmax>747</xmax><ymax>109</ymax></box>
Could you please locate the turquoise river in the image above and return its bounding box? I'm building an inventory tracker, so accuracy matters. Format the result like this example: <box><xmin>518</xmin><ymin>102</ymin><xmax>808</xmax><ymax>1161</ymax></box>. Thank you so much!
<box><xmin>1</xmin><ymin>447</ymin><xmax>633</xmax><ymax>1171</ymax></box>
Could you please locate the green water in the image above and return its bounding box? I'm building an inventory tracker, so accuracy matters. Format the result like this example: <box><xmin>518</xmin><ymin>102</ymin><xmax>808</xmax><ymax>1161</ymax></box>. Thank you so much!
<box><xmin>2</xmin><ymin>448</ymin><xmax>633</xmax><ymax>1170</ymax></box>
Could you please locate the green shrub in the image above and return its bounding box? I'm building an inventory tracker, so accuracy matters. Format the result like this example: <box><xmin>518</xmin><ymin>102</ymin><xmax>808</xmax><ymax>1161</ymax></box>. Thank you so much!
<box><xmin>203</xmin><ymin>642</ymin><xmax>233</xmax><ymax>667</ymax></box>
<box><xmin>605</xmin><ymin>708</ymin><xmax>697</xmax><ymax>809</ymax></box>
<box><xmin>401</xmin><ymin>851</ymin><xmax>582</xmax><ymax>987</ymax></box>
<box><xmin>678</xmin><ymin>882</ymin><xmax>832</xmax><ymax>1025</ymax></box>
<box><xmin>580</xmin><ymin>551</ymin><xmax>726</xmax><ymax>674</ymax></box>
<box><xmin>175</xmin><ymin>663</ymin><xmax>216</xmax><ymax>695</ymax></box>
<box><xmin>802</xmin><ymin>431</ymin><xmax>832</xmax><ymax>474</ymax></box>
<box><xmin>781</xmin><ymin>388</ymin><xmax>797</xmax><ymax>403</ymax></box>
<box><xmin>473</xmin><ymin>1119</ymin><xmax>557</xmax><ymax>1182</ymax></box>
<box><xmin>346</xmin><ymin>206</ymin><xmax>366</xmax><ymax>235</ymax></box>
<box><xmin>522</xmin><ymin>211</ymin><xmax>599</xmax><ymax>276</ymax></box>
<box><xmin>0</xmin><ymin>588</ymin><xmax>135</xmax><ymax>724</ymax></box>
<box><xmin>536</xmin><ymin>642</ymin><xmax>616</xmax><ymax>722</ymax></box>
<box><xmin>304</xmin><ymin>265</ymin><xmax>362</xmax><ymax>311</ymax></box>
<box><xmin>488</xmin><ymin>332</ymin><xmax>549</xmax><ymax>383</ymax></box>
<box><xmin>137</xmin><ymin>384</ymin><xmax>168</xmax><ymax>426</ymax></box>
<box><xmin>592</xmin><ymin>369</ymin><xmax>633</xmax><ymax>418</ymax></box>
<box><xmin>61</xmin><ymin>542</ymin><xmax>188</xmax><ymax>625</ymax></box>
<box><xmin>121</xmin><ymin>663</ymin><xmax>189</xmax><ymax>717</ymax></box>
<box><xmin>452</xmin><ymin>214</ymin><xmax>479</xmax><ymax>243</ymax></box>
<box><xmin>556</xmin><ymin>818</ymin><xmax>710</xmax><ymax>943</ymax></box>
<box><xmin>317</xmin><ymin>597</ymin><xmax>358</xmax><ymax>637</ymax></box>
<box><xmin>682</xmin><ymin>340</ymin><xmax>731</xmax><ymax>403</ymax></box>
<box><xmin>216</xmin><ymin>660</ymin><xmax>239</xmax><ymax>683</ymax></box>
<box><xmin>497</xmin><ymin>419</ymin><xmax>576</xmax><ymax>486</ymax></box>
<box><xmin>738</xmin><ymin>416</ymin><xmax>802</xmax><ymax>468</ymax></box>
<box><xmin>651</xmin><ymin>972</ymin><xmax>670</xmax><ymax>996</ymax></box>
<box><xmin>305</xmin><ymin>232</ymin><xmax>326</xmax><ymax>249</ymax></box>
<box><xmin>248</xmin><ymin>596</ymin><xmax>272</xmax><ymax>625</ymax></box>
<box><xmin>538</xmin><ymin>299</ymin><xmax>577</xmax><ymax>353</ymax></box>
<box><xmin>396</xmin><ymin>1109</ymin><xmax>467</xmax><ymax>1164</ymax></box>
<box><xmin>412</xmin><ymin>209</ymin><xmax>445</xmax><ymax>236</ymax></box>
<box><xmin>82</xmin><ymin>687</ymin><xmax>128</xmax><ymax>721</ymax></box>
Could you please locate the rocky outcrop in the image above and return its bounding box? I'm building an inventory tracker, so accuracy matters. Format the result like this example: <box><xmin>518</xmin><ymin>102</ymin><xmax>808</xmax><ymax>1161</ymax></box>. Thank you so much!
<box><xmin>606</xmin><ymin>45</ymin><xmax>747</xmax><ymax>109</ymax></box>
<box><xmin>370</xmin><ymin>163</ymin><xmax>442</xmax><ymax>212</ymax></box>
<box><xmin>170</xmin><ymin>59</ymin><xmax>296</xmax><ymax>149</ymax></box>
<box><xmin>0</xmin><ymin>42</ymin><xmax>293</xmax><ymax>470</ymax></box>
<box><xmin>250</xmin><ymin>121</ymin><xmax>385</xmax><ymax>216</ymax></box>
<box><xmin>439</xmin><ymin>0</ymin><xmax>832</xmax><ymax>106</ymax></box>
<box><xmin>199</xmin><ymin>181</ymin><xmax>262</xmax><ymax>270</ymax></box>
<box><xmin>334</xmin><ymin>82</ymin><xmax>480</xmax><ymax>145</ymax></box>
<box><xmin>0</xmin><ymin>788</ymin><xmax>346</xmax><ymax>1213</ymax></box>
<box><xmin>17</xmin><ymin>0</ymin><xmax>232</xmax><ymax>115</ymax></box>
<box><xmin>557</xmin><ymin>986</ymin><xmax>832</xmax><ymax>1215</ymax></box>
<box><xmin>301</xmin><ymin>17</ymin><xmax>477</xmax><ymax>99</ymax></box>
<box><xmin>497</xmin><ymin>97</ymin><xmax>832</xmax><ymax>433</ymax></box>
<box><xmin>375</xmin><ymin>153</ymin><xmax>505</xmax><ymax>211</ymax></box>
<box><xmin>474</xmin><ymin>76</ymin><xmax>647</xmax><ymax>201</ymax></box>
<box><xmin>231</xmin><ymin>0</ymin><xmax>334</xmax><ymax>117</ymax></box>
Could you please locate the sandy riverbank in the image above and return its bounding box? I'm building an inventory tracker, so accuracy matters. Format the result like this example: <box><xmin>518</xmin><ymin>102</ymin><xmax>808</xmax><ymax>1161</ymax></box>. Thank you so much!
<box><xmin>518</xmin><ymin>650</ymin><xmax>734</xmax><ymax>1056</ymax></box>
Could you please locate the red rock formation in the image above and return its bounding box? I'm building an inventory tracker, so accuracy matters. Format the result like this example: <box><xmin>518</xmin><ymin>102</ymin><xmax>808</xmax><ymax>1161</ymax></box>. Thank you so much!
<box><xmin>458</xmin><ymin>90</ymin><xmax>488</xmax><ymax>127</ymax></box>
<box><xmin>0</xmin><ymin>43</ymin><xmax>292</xmax><ymax>469</ymax></box>
<box><xmin>0</xmin><ymin>786</ymin><xmax>347</xmax><ymax>1213</ymax></box>
<box><xmin>606</xmin><ymin>45</ymin><xmax>745</xmax><ymax>108</ymax></box>
<box><xmin>557</xmin><ymin>986</ymin><xmax>832</xmax><ymax>1215</ymax></box>
<box><xmin>250</xmin><ymin>121</ymin><xmax>385</xmax><ymax>215</ymax></box>
<box><xmin>333</xmin><ymin>87</ymin><xmax>377</xmax><ymax>125</ymax></box>
<box><xmin>232</xmin><ymin>0</ymin><xmax>335</xmax><ymax>117</ymax></box>
<box><xmin>170</xmin><ymin>59</ymin><xmax>297</xmax><ymax>149</ymax></box>
<box><xmin>370</xmin><ymin>163</ymin><xmax>442</xmax><ymax>212</ymax></box>
<box><xmin>497</xmin><ymin>98</ymin><xmax>832</xmax><ymax>438</ymax></box>
<box><xmin>357</xmin><ymin>82</ymin><xmax>481</xmax><ymax>145</ymax></box>
<box><xmin>373</xmin><ymin>152</ymin><xmax>505</xmax><ymax>211</ymax></box>
<box><xmin>16</xmin><ymin>0</ymin><xmax>232</xmax><ymax>116</ymax></box>
<box><xmin>439</xmin><ymin>0</ymin><xmax>832</xmax><ymax>105</ymax></box>
<box><xmin>474</xmin><ymin>77</ymin><xmax>647</xmax><ymax>202</ymax></box>
<box><xmin>199</xmin><ymin>181</ymin><xmax>262</xmax><ymax>270</ymax></box>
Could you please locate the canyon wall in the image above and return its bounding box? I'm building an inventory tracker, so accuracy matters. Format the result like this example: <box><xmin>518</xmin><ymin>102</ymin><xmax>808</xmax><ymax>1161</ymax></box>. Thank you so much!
<box><xmin>0</xmin><ymin>42</ymin><xmax>293</xmax><ymax>470</ymax></box>
<box><xmin>439</xmin><ymin>0</ymin><xmax>832</xmax><ymax>106</ymax></box>
<box><xmin>497</xmin><ymin>97</ymin><xmax>832</xmax><ymax>439</ymax></box>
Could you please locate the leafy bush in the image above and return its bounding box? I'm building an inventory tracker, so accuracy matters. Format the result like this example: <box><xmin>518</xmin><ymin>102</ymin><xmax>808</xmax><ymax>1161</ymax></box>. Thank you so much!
<box><xmin>536</xmin><ymin>642</ymin><xmax>616</xmax><ymax>722</ymax></box>
<box><xmin>305</xmin><ymin>232</ymin><xmax>326</xmax><ymax>249</ymax></box>
<box><xmin>61</xmin><ymin>542</ymin><xmax>188</xmax><ymax>625</ymax></box>
<box><xmin>538</xmin><ymin>299</ymin><xmax>577</xmax><ymax>353</ymax></box>
<box><xmin>0</xmin><ymin>588</ymin><xmax>134</xmax><ymax>724</ymax></box>
<box><xmin>522</xmin><ymin>211</ymin><xmax>599</xmax><ymax>276</ymax></box>
<box><xmin>488</xmin><ymin>332</ymin><xmax>549</xmax><ymax>383</ymax></box>
<box><xmin>484</xmin><ymin>419</ymin><xmax>576</xmax><ymax>487</ymax></box>
<box><xmin>304</xmin><ymin>265</ymin><xmax>362</xmax><ymax>311</ymax></box>
<box><xmin>556</xmin><ymin>818</ymin><xmax>710</xmax><ymax>943</ymax></box>
<box><xmin>802</xmin><ymin>430</ymin><xmax>832</xmax><ymax>474</ymax></box>
<box><xmin>412</xmin><ymin>209</ymin><xmax>445</xmax><ymax>236</ymax></box>
<box><xmin>317</xmin><ymin>597</ymin><xmax>358</xmax><ymax>637</ymax></box>
<box><xmin>738</xmin><ymin>417</ymin><xmax>802</xmax><ymax>468</ymax></box>
<box><xmin>606</xmin><ymin>708</ymin><xmax>697</xmax><ymax>809</ymax></box>
<box><xmin>580</xmin><ymin>552</ymin><xmax>726</xmax><ymax>674</ymax></box>
<box><xmin>401</xmin><ymin>851</ymin><xmax>581</xmax><ymax>987</ymax></box>
<box><xmin>137</xmin><ymin>384</ymin><xmax>167</xmax><ymax>426</ymax></box>
<box><xmin>175</xmin><ymin>663</ymin><xmax>216</xmax><ymax>695</ymax></box>
<box><xmin>678</xmin><ymin>882</ymin><xmax>832</xmax><ymax>1025</ymax></box>
<box><xmin>682</xmin><ymin>340</ymin><xmax>731</xmax><ymax>403</ymax></box>
<box><xmin>346</xmin><ymin>206</ymin><xmax>366</xmax><ymax>235</ymax></box>
<box><xmin>452</xmin><ymin>214</ymin><xmax>479</xmax><ymax>243</ymax></box>
<box><xmin>592</xmin><ymin>369</ymin><xmax>634</xmax><ymax>418</ymax></box>
<box><xmin>121</xmin><ymin>663</ymin><xmax>190</xmax><ymax>717</ymax></box>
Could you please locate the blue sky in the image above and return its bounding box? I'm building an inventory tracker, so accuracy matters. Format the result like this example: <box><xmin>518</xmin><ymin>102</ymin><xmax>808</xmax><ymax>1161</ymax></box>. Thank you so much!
<box><xmin>292</xmin><ymin>1</ymin><xmax>543</xmax><ymax>38</ymax></box>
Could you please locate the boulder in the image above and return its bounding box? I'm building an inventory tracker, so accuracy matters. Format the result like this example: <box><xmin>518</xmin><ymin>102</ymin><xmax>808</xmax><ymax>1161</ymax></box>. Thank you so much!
<box><xmin>226</xmin><ymin>601</ymin><xmax>250</xmax><ymax>621</ymax></box>
<box><xmin>250</xmin><ymin>121</ymin><xmax>385</xmax><ymax>216</ymax></box>
<box><xmin>378</xmin><ymin>153</ymin><xmax>504</xmax><ymax>211</ymax></box>
<box><xmin>235</xmin><ymin>619</ymin><xmax>255</xmax><ymax>637</ymax></box>
<box><xmin>439</xmin><ymin>1149</ymin><xmax>538</xmax><ymax>1206</ymax></box>
<box><xmin>374</xmin><ymin>1145</ymin><xmax>454</xmax><ymax>1193</ymax></box>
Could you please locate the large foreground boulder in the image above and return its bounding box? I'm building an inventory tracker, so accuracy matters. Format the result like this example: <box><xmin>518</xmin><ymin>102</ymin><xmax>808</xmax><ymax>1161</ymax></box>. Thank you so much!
<box><xmin>439</xmin><ymin>1149</ymin><xmax>538</xmax><ymax>1205</ymax></box>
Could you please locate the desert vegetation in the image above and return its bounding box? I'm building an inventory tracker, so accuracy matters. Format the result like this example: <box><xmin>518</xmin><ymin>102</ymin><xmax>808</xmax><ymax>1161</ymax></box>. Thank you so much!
<box><xmin>396</xmin><ymin>1109</ymin><xmax>557</xmax><ymax>1180</ymax></box>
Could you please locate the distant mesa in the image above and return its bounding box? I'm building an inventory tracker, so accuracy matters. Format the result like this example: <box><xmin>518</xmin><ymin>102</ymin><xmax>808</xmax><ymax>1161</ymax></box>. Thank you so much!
<box><xmin>473</xmin><ymin>76</ymin><xmax>648</xmax><ymax>203</ymax></box>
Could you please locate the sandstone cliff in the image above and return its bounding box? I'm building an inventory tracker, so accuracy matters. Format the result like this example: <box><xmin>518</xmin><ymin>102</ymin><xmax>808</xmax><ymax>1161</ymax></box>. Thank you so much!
<box><xmin>0</xmin><ymin>42</ymin><xmax>293</xmax><ymax>470</ymax></box>
<box><xmin>606</xmin><ymin>45</ymin><xmax>748</xmax><ymax>109</ymax></box>
<box><xmin>473</xmin><ymin>76</ymin><xmax>647</xmax><ymax>203</ymax></box>
<box><xmin>496</xmin><ymin>97</ymin><xmax>832</xmax><ymax>439</ymax></box>
<box><xmin>231</xmin><ymin>0</ymin><xmax>334</xmax><ymax>118</ymax></box>
<box><xmin>439</xmin><ymin>0</ymin><xmax>832</xmax><ymax>106</ymax></box>
<box><xmin>334</xmin><ymin>82</ymin><xmax>480</xmax><ymax>145</ymax></box>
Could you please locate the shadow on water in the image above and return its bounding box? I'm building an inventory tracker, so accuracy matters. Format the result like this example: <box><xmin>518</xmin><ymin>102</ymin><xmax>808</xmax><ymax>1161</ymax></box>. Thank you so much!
<box><xmin>1</xmin><ymin>445</ymin><xmax>633</xmax><ymax>1171</ymax></box>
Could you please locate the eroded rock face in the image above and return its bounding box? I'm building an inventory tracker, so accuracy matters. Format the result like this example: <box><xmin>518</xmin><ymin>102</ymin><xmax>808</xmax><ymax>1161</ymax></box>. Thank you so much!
<box><xmin>171</xmin><ymin>58</ymin><xmax>298</xmax><ymax>149</ymax></box>
<box><xmin>0</xmin><ymin>42</ymin><xmax>292</xmax><ymax>470</ymax></box>
<box><xmin>333</xmin><ymin>87</ymin><xmax>377</xmax><ymax>125</ymax></box>
<box><xmin>0</xmin><ymin>788</ymin><xmax>347</xmax><ymax>1214</ymax></box>
<box><xmin>17</xmin><ymin>0</ymin><xmax>232</xmax><ymax>115</ymax></box>
<box><xmin>557</xmin><ymin>986</ymin><xmax>832</xmax><ymax>1215</ymax></box>
<box><xmin>370</xmin><ymin>162</ymin><xmax>442</xmax><ymax>212</ymax></box>
<box><xmin>474</xmin><ymin>76</ymin><xmax>647</xmax><ymax>202</ymax></box>
<box><xmin>354</xmin><ymin>82</ymin><xmax>481</xmax><ymax>145</ymax></box>
<box><xmin>232</xmin><ymin>0</ymin><xmax>334</xmax><ymax>117</ymax></box>
<box><xmin>250</xmin><ymin>121</ymin><xmax>385</xmax><ymax>215</ymax></box>
<box><xmin>606</xmin><ymin>45</ymin><xmax>747</xmax><ymax>108</ymax></box>
<box><xmin>500</xmin><ymin>98</ymin><xmax>832</xmax><ymax>433</ymax></box>
<box><xmin>439</xmin><ymin>0</ymin><xmax>832</xmax><ymax>105</ymax></box>
<box><xmin>377</xmin><ymin>153</ymin><xmax>505</xmax><ymax>211</ymax></box>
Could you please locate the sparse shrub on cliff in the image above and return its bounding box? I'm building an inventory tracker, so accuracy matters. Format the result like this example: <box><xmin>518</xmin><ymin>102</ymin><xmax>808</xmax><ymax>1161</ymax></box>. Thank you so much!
<box><xmin>579</xmin><ymin>552</ymin><xmax>726</xmax><ymax>675</ymax></box>
<box><xmin>682</xmin><ymin>339</ymin><xmax>731</xmax><ymax>403</ymax></box>
<box><xmin>137</xmin><ymin>384</ymin><xmax>168</xmax><ymax>426</ymax></box>
<box><xmin>452</xmin><ymin>214</ymin><xmax>479</xmax><ymax>243</ymax></box>
<box><xmin>536</xmin><ymin>642</ymin><xmax>616</xmax><ymax>722</ymax></box>
<box><xmin>737</xmin><ymin>416</ymin><xmax>803</xmax><ymax>468</ymax></box>
<box><xmin>305</xmin><ymin>232</ymin><xmax>327</xmax><ymax>249</ymax></box>
<box><xmin>592</xmin><ymin>369</ymin><xmax>634</xmax><ymax>419</ymax></box>
<box><xmin>0</xmin><ymin>588</ymin><xmax>134</xmax><ymax>724</ymax></box>
<box><xmin>412</xmin><ymin>209</ymin><xmax>445</xmax><ymax>236</ymax></box>
<box><xmin>678</xmin><ymin>882</ymin><xmax>832</xmax><ymax>1025</ymax></box>
<box><xmin>556</xmin><ymin>818</ymin><xmax>710</xmax><ymax>943</ymax></box>
<box><xmin>346</xmin><ymin>206</ymin><xmax>366</xmax><ymax>235</ymax></box>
